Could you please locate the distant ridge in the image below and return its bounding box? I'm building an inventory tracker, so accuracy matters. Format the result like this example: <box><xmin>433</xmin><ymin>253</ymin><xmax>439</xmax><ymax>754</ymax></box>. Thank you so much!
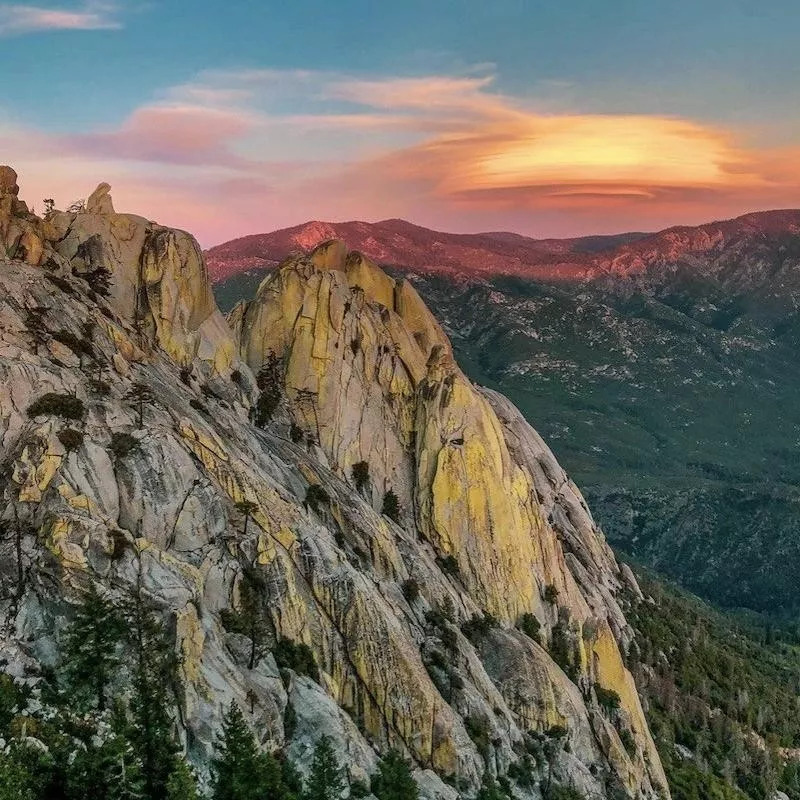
<box><xmin>206</xmin><ymin>209</ymin><xmax>800</xmax><ymax>284</ymax></box>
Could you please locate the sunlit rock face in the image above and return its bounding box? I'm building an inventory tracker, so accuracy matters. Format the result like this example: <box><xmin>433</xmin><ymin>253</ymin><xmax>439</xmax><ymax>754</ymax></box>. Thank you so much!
<box><xmin>0</xmin><ymin>170</ymin><xmax>668</xmax><ymax>798</ymax></box>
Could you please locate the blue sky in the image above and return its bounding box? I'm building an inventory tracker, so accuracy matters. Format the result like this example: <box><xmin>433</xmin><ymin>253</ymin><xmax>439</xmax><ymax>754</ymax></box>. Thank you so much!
<box><xmin>1</xmin><ymin>0</ymin><xmax>799</xmax><ymax>244</ymax></box>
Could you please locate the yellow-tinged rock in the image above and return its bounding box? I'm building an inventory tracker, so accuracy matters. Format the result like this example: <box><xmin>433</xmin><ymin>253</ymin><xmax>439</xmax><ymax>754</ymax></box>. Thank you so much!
<box><xmin>45</xmin><ymin>518</ymin><xmax>87</xmax><ymax>569</ymax></box>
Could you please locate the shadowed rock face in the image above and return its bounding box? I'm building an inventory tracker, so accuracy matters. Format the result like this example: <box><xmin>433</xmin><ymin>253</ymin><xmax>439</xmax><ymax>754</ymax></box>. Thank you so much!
<box><xmin>0</xmin><ymin>171</ymin><xmax>668</xmax><ymax>798</ymax></box>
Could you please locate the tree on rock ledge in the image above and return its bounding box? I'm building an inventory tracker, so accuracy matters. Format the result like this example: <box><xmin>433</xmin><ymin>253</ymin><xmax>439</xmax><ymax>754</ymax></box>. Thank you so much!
<box><xmin>304</xmin><ymin>736</ymin><xmax>344</xmax><ymax>800</ymax></box>
<box><xmin>371</xmin><ymin>750</ymin><xmax>418</xmax><ymax>800</ymax></box>
<box><xmin>212</xmin><ymin>702</ymin><xmax>284</xmax><ymax>800</ymax></box>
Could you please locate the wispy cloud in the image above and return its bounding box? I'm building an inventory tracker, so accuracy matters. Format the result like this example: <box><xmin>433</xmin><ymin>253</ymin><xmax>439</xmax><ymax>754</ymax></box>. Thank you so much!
<box><xmin>0</xmin><ymin>1</ymin><xmax>122</xmax><ymax>36</ymax></box>
<box><xmin>5</xmin><ymin>67</ymin><xmax>800</xmax><ymax>245</ymax></box>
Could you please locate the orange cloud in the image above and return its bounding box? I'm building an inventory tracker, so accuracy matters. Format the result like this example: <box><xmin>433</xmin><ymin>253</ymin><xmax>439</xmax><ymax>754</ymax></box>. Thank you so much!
<box><xmin>3</xmin><ymin>68</ymin><xmax>800</xmax><ymax>244</ymax></box>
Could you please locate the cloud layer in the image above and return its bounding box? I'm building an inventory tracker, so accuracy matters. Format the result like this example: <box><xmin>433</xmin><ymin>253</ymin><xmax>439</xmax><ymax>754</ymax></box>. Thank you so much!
<box><xmin>0</xmin><ymin>1</ymin><xmax>121</xmax><ymax>35</ymax></box>
<box><xmin>5</xmin><ymin>68</ymin><xmax>799</xmax><ymax>245</ymax></box>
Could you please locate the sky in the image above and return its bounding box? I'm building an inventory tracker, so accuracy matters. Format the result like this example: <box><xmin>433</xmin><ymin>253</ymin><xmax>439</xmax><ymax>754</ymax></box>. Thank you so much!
<box><xmin>1</xmin><ymin>1</ymin><xmax>799</xmax><ymax>246</ymax></box>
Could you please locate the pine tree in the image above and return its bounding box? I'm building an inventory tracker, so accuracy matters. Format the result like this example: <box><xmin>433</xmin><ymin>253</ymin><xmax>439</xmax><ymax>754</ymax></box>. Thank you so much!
<box><xmin>234</xmin><ymin>500</ymin><xmax>259</xmax><ymax>538</ymax></box>
<box><xmin>104</xmin><ymin>704</ymin><xmax>147</xmax><ymax>800</ymax></box>
<box><xmin>125</xmin><ymin>581</ymin><xmax>181</xmax><ymax>800</ymax></box>
<box><xmin>221</xmin><ymin>569</ymin><xmax>270</xmax><ymax>670</ymax></box>
<box><xmin>67</xmin><ymin>702</ymin><xmax>145</xmax><ymax>800</ymax></box>
<box><xmin>211</xmin><ymin>702</ymin><xmax>284</xmax><ymax>800</ymax></box>
<box><xmin>371</xmin><ymin>750</ymin><xmax>419</xmax><ymax>800</ymax></box>
<box><xmin>62</xmin><ymin>583</ymin><xmax>124</xmax><ymax>711</ymax></box>
<box><xmin>165</xmin><ymin>758</ymin><xmax>199</xmax><ymax>800</ymax></box>
<box><xmin>125</xmin><ymin>382</ymin><xmax>154</xmax><ymax>429</ymax></box>
<box><xmin>304</xmin><ymin>736</ymin><xmax>345</xmax><ymax>800</ymax></box>
<box><xmin>381</xmin><ymin>490</ymin><xmax>401</xmax><ymax>524</ymax></box>
<box><xmin>0</xmin><ymin>746</ymin><xmax>35</xmax><ymax>800</ymax></box>
<box><xmin>476</xmin><ymin>773</ymin><xmax>507</xmax><ymax>800</ymax></box>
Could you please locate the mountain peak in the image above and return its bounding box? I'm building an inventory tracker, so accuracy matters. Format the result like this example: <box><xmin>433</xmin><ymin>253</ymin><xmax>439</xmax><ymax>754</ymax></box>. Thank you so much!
<box><xmin>0</xmin><ymin>167</ymin><xmax>668</xmax><ymax>798</ymax></box>
<box><xmin>207</xmin><ymin>209</ymin><xmax>800</xmax><ymax>286</ymax></box>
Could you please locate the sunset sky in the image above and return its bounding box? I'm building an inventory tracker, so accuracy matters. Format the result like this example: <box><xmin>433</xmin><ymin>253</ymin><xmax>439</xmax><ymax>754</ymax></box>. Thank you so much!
<box><xmin>1</xmin><ymin>0</ymin><xmax>799</xmax><ymax>246</ymax></box>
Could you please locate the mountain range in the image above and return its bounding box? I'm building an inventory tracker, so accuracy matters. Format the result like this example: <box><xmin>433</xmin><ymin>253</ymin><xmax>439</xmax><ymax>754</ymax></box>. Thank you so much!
<box><xmin>4</xmin><ymin>163</ymin><xmax>800</xmax><ymax>800</ymax></box>
<box><xmin>211</xmin><ymin>210</ymin><xmax>800</xmax><ymax>614</ymax></box>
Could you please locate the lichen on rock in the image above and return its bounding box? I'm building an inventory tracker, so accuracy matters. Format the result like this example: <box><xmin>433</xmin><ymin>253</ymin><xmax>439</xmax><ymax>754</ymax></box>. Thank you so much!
<box><xmin>0</xmin><ymin>169</ymin><xmax>669</xmax><ymax>799</ymax></box>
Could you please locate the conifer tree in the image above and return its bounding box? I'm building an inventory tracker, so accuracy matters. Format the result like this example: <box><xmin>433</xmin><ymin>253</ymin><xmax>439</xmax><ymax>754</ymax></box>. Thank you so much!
<box><xmin>234</xmin><ymin>500</ymin><xmax>258</xmax><ymax>538</ymax></box>
<box><xmin>476</xmin><ymin>773</ymin><xmax>507</xmax><ymax>800</ymax></box>
<box><xmin>304</xmin><ymin>736</ymin><xmax>345</xmax><ymax>800</ymax></box>
<box><xmin>221</xmin><ymin>569</ymin><xmax>270</xmax><ymax>670</ymax></box>
<box><xmin>67</xmin><ymin>701</ymin><xmax>145</xmax><ymax>800</ymax></box>
<box><xmin>0</xmin><ymin>746</ymin><xmax>35</xmax><ymax>800</ymax></box>
<box><xmin>211</xmin><ymin>702</ymin><xmax>283</xmax><ymax>800</ymax></box>
<box><xmin>165</xmin><ymin>758</ymin><xmax>199</xmax><ymax>800</ymax></box>
<box><xmin>371</xmin><ymin>750</ymin><xmax>419</xmax><ymax>800</ymax></box>
<box><xmin>62</xmin><ymin>583</ymin><xmax>124</xmax><ymax>711</ymax></box>
<box><xmin>125</xmin><ymin>579</ymin><xmax>181</xmax><ymax>800</ymax></box>
<box><xmin>125</xmin><ymin>382</ymin><xmax>154</xmax><ymax>429</ymax></box>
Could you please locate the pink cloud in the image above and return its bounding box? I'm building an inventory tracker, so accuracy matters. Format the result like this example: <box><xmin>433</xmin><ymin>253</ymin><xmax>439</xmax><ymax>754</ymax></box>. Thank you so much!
<box><xmin>62</xmin><ymin>105</ymin><xmax>259</xmax><ymax>168</ymax></box>
<box><xmin>0</xmin><ymin>1</ymin><xmax>121</xmax><ymax>35</ymax></box>
<box><xmin>4</xmin><ymin>68</ymin><xmax>800</xmax><ymax>246</ymax></box>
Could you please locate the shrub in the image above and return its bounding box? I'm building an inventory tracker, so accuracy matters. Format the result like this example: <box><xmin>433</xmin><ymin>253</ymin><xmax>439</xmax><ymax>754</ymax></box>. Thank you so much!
<box><xmin>179</xmin><ymin>368</ymin><xmax>192</xmax><ymax>385</ymax></box>
<box><xmin>53</xmin><ymin>329</ymin><xmax>93</xmax><ymax>358</ymax></box>
<box><xmin>381</xmin><ymin>489</ymin><xmax>401</xmax><ymax>523</ymax></box>
<box><xmin>508</xmin><ymin>755</ymin><xmax>536</xmax><ymax>788</ymax></box>
<box><xmin>546</xmin><ymin>724</ymin><xmax>568</xmax><ymax>740</ymax></box>
<box><xmin>273</xmin><ymin>637</ymin><xmax>319</xmax><ymax>682</ymax></box>
<box><xmin>594</xmin><ymin>683</ymin><xmax>621</xmax><ymax>714</ymax></box>
<box><xmin>401</xmin><ymin>578</ymin><xmax>420</xmax><ymax>604</ymax></box>
<box><xmin>549</xmin><ymin>621</ymin><xmax>576</xmax><ymax>678</ymax></box>
<box><xmin>230</xmin><ymin>369</ymin><xmax>242</xmax><ymax>385</ymax></box>
<box><xmin>352</xmin><ymin>461</ymin><xmax>370</xmax><ymax>492</ymax></box>
<box><xmin>289</xmin><ymin>422</ymin><xmax>304</xmax><ymax>443</ymax></box>
<box><xmin>462</xmin><ymin>613</ymin><xmax>497</xmax><ymax>645</ymax></box>
<box><xmin>85</xmin><ymin>266</ymin><xmax>112</xmax><ymax>297</ymax></box>
<box><xmin>57</xmin><ymin>428</ymin><xmax>84</xmax><ymax>451</ymax></box>
<box><xmin>619</xmin><ymin>727</ymin><xmax>636</xmax><ymax>756</ymax></box>
<box><xmin>189</xmin><ymin>398</ymin><xmax>207</xmax><ymax>413</ymax></box>
<box><xmin>425</xmin><ymin>609</ymin><xmax>448</xmax><ymax>630</ymax></box>
<box><xmin>464</xmin><ymin>714</ymin><xmax>491</xmax><ymax>756</ymax></box>
<box><xmin>27</xmin><ymin>393</ymin><xmax>85</xmax><ymax>420</ymax></box>
<box><xmin>45</xmin><ymin>274</ymin><xmax>75</xmax><ymax>295</ymax></box>
<box><xmin>440</xmin><ymin>625</ymin><xmax>458</xmax><ymax>652</ymax></box>
<box><xmin>437</xmin><ymin>554</ymin><xmax>460</xmax><ymax>578</ymax></box>
<box><xmin>350</xmin><ymin>779</ymin><xmax>370</xmax><ymax>798</ymax></box>
<box><xmin>543</xmin><ymin>584</ymin><xmax>559</xmax><ymax>604</ymax></box>
<box><xmin>519</xmin><ymin>612</ymin><xmax>542</xmax><ymax>643</ymax></box>
<box><xmin>110</xmin><ymin>431</ymin><xmax>139</xmax><ymax>458</ymax></box>
<box><xmin>253</xmin><ymin>351</ymin><xmax>282</xmax><ymax>427</ymax></box>
<box><xmin>90</xmin><ymin>378</ymin><xmax>111</xmax><ymax>396</ymax></box>
<box><xmin>305</xmin><ymin>484</ymin><xmax>330</xmax><ymax>512</ymax></box>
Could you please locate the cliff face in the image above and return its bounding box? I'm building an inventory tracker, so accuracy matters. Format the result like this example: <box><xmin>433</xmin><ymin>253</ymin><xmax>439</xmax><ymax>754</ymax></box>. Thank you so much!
<box><xmin>0</xmin><ymin>168</ymin><xmax>667</xmax><ymax>798</ymax></box>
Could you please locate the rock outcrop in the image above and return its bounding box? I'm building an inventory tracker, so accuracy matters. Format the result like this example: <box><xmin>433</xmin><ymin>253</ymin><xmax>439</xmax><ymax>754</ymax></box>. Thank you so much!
<box><xmin>0</xmin><ymin>169</ymin><xmax>669</xmax><ymax>798</ymax></box>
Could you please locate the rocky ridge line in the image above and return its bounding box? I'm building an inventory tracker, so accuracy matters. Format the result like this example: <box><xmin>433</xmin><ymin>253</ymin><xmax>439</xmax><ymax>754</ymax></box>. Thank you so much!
<box><xmin>0</xmin><ymin>167</ymin><xmax>668</xmax><ymax>798</ymax></box>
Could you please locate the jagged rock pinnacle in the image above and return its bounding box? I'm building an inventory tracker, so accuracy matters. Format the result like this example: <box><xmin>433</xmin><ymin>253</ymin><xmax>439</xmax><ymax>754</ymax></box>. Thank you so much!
<box><xmin>0</xmin><ymin>165</ymin><xmax>19</xmax><ymax>196</ymax></box>
<box><xmin>86</xmin><ymin>182</ymin><xmax>115</xmax><ymax>214</ymax></box>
